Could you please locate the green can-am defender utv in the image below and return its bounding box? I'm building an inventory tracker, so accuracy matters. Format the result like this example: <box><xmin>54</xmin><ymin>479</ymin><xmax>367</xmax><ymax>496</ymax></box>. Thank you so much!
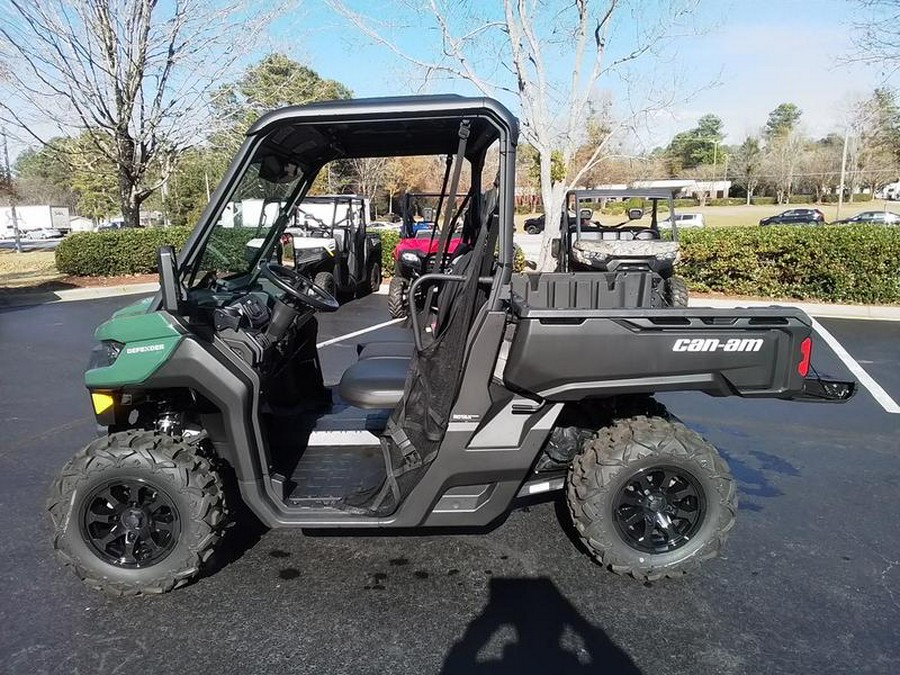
<box><xmin>49</xmin><ymin>95</ymin><xmax>855</xmax><ymax>595</ymax></box>
<box><xmin>555</xmin><ymin>187</ymin><xmax>690</xmax><ymax>307</ymax></box>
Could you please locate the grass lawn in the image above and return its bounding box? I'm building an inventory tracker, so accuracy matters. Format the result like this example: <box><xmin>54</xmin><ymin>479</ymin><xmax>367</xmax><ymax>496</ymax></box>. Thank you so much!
<box><xmin>517</xmin><ymin>201</ymin><xmax>898</xmax><ymax>230</ymax></box>
<box><xmin>0</xmin><ymin>250</ymin><xmax>65</xmax><ymax>289</ymax></box>
<box><xmin>689</xmin><ymin>202</ymin><xmax>895</xmax><ymax>228</ymax></box>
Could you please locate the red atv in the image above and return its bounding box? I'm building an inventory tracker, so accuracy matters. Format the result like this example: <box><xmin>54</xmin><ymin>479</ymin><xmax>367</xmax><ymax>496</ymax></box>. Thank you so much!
<box><xmin>388</xmin><ymin>193</ymin><xmax>463</xmax><ymax>318</ymax></box>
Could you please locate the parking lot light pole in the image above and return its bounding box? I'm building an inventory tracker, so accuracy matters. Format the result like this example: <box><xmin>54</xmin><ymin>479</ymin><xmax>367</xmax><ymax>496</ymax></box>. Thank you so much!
<box><xmin>2</xmin><ymin>127</ymin><xmax>23</xmax><ymax>253</ymax></box>
<box><xmin>836</xmin><ymin>125</ymin><xmax>850</xmax><ymax>222</ymax></box>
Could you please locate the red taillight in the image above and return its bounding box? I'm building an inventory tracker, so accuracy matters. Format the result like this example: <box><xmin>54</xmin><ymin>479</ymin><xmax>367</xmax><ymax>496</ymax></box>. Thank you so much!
<box><xmin>797</xmin><ymin>337</ymin><xmax>812</xmax><ymax>377</ymax></box>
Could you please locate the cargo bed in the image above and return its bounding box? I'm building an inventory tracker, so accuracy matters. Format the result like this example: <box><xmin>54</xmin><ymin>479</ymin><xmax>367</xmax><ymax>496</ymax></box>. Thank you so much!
<box><xmin>504</xmin><ymin>273</ymin><xmax>855</xmax><ymax>402</ymax></box>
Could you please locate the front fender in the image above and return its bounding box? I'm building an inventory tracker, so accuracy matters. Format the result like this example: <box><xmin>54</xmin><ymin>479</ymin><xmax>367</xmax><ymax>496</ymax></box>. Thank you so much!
<box><xmin>85</xmin><ymin>312</ymin><xmax>183</xmax><ymax>388</ymax></box>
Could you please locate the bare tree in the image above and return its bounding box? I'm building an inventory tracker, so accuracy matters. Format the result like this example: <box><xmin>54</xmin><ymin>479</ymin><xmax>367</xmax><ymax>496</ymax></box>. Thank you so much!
<box><xmin>849</xmin><ymin>90</ymin><xmax>900</xmax><ymax>196</ymax></box>
<box><xmin>732</xmin><ymin>136</ymin><xmax>763</xmax><ymax>205</ymax></box>
<box><xmin>849</xmin><ymin>0</ymin><xmax>900</xmax><ymax>76</ymax></box>
<box><xmin>763</xmin><ymin>131</ymin><xmax>805</xmax><ymax>204</ymax></box>
<box><xmin>349</xmin><ymin>157</ymin><xmax>389</xmax><ymax>211</ymax></box>
<box><xmin>682</xmin><ymin>164</ymin><xmax>719</xmax><ymax>206</ymax></box>
<box><xmin>329</xmin><ymin>0</ymin><xmax>701</xmax><ymax>269</ymax></box>
<box><xmin>0</xmin><ymin>0</ymin><xmax>272</xmax><ymax>227</ymax></box>
<box><xmin>796</xmin><ymin>137</ymin><xmax>843</xmax><ymax>203</ymax></box>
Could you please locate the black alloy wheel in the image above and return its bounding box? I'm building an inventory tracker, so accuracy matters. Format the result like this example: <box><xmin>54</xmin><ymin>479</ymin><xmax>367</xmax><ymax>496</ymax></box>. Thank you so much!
<box><xmin>611</xmin><ymin>465</ymin><xmax>706</xmax><ymax>554</ymax></box>
<box><xmin>567</xmin><ymin>415</ymin><xmax>736</xmax><ymax>581</ymax></box>
<box><xmin>49</xmin><ymin>430</ymin><xmax>227</xmax><ymax>595</ymax></box>
<box><xmin>81</xmin><ymin>478</ymin><xmax>181</xmax><ymax>568</ymax></box>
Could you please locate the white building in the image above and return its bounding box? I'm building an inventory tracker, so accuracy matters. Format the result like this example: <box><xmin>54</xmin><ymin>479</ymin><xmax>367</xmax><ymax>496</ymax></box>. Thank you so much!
<box><xmin>69</xmin><ymin>216</ymin><xmax>94</xmax><ymax>232</ymax></box>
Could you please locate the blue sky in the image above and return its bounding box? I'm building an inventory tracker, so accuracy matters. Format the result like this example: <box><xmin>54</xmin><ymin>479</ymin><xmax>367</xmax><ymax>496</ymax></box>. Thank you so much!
<box><xmin>6</xmin><ymin>0</ymin><xmax>891</xmax><ymax>159</ymax></box>
<box><xmin>270</xmin><ymin>0</ymin><xmax>893</xmax><ymax>148</ymax></box>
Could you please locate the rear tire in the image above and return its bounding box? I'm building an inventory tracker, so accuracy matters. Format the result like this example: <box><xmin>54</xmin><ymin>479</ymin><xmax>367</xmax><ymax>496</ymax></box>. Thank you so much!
<box><xmin>665</xmin><ymin>276</ymin><xmax>689</xmax><ymax>307</ymax></box>
<box><xmin>525</xmin><ymin>224</ymin><xmax>540</xmax><ymax>235</ymax></box>
<box><xmin>314</xmin><ymin>271</ymin><xmax>337</xmax><ymax>300</ymax></box>
<box><xmin>47</xmin><ymin>431</ymin><xmax>227</xmax><ymax>596</ymax></box>
<box><xmin>567</xmin><ymin>416</ymin><xmax>736</xmax><ymax>581</ymax></box>
<box><xmin>388</xmin><ymin>276</ymin><xmax>408</xmax><ymax>318</ymax></box>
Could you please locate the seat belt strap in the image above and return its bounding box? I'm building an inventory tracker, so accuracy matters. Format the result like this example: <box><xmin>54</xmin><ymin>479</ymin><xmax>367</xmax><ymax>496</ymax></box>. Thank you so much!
<box><xmin>431</xmin><ymin>120</ymin><xmax>470</xmax><ymax>274</ymax></box>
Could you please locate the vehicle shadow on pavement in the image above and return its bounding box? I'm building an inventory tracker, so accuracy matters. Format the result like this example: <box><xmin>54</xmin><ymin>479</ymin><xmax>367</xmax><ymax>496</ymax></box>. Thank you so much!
<box><xmin>441</xmin><ymin>577</ymin><xmax>641</xmax><ymax>674</ymax></box>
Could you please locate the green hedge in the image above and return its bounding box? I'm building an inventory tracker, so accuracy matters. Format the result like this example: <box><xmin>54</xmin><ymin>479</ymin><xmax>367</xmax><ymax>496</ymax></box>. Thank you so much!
<box><xmin>787</xmin><ymin>194</ymin><xmax>814</xmax><ymax>204</ymax></box>
<box><xmin>750</xmin><ymin>197</ymin><xmax>776</xmax><ymax>205</ymax></box>
<box><xmin>378</xmin><ymin>229</ymin><xmax>400</xmax><ymax>277</ymax></box>
<box><xmin>60</xmin><ymin>225</ymin><xmax>897</xmax><ymax>303</ymax></box>
<box><xmin>55</xmin><ymin>227</ymin><xmax>263</xmax><ymax>276</ymax></box>
<box><xmin>55</xmin><ymin>226</ymin><xmax>525</xmax><ymax>278</ymax></box>
<box><xmin>679</xmin><ymin>225</ymin><xmax>900</xmax><ymax>304</ymax></box>
<box><xmin>820</xmin><ymin>193</ymin><xmax>874</xmax><ymax>203</ymax></box>
<box><xmin>56</xmin><ymin>228</ymin><xmax>193</xmax><ymax>276</ymax></box>
<box><xmin>707</xmin><ymin>198</ymin><xmax>745</xmax><ymax>206</ymax></box>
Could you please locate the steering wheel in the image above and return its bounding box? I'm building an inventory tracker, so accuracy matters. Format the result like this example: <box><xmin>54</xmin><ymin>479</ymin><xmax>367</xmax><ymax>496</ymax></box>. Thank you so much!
<box><xmin>258</xmin><ymin>261</ymin><xmax>339</xmax><ymax>312</ymax></box>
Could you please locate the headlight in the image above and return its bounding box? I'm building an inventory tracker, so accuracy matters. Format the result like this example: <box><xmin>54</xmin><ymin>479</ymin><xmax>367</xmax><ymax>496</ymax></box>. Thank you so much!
<box><xmin>400</xmin><ymin>251</ymin><xmax>421</xmax><ymax>263</ymax></box>
<box><xmin>572</xmin><ymin>248</ymin><xmax>607</xmax><ymax>264</ymax></box>
<box><xmin>87</xmin><ymin>340</ymin><xmax>123</xmax><ymax>370</ymax></box>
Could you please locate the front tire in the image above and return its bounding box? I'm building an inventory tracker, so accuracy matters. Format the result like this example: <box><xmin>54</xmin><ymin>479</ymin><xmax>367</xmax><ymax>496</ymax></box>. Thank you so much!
<box><xmin>388</xmin><ymin>276</ymin><xmax>408</xmax><ymax>318</ymax></box>
<box><xmin>314</xmin><ymin>271</ymin><xmax>337</xmax><ymax>300</ymax></box>
<box><xmin>567</xmin><ymin>416</ymin><xmax>736</xmax><ymax>581</ymax></box>
<box><xmin>664</xmin><ymin>275</ymin><xmax>689</xmax><ymax>307</ymax></box>
<box><xmin>47</xmin><ymin>431</ymin><xmax>227</xmax><ymax>596</ymax></box>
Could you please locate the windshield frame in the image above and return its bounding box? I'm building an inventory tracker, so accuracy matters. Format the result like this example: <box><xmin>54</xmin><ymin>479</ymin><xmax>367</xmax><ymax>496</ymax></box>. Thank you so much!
<box><xmin>176</xmin><ymin>135</ymin><xmax>319</xmax><ymax>290</ymax></box>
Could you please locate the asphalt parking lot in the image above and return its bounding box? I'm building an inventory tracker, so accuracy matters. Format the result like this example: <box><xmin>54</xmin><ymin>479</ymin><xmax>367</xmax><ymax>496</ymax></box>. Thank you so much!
<box><xmin>1</xmin><ymin>293</ymin><xmax>898</xmax><ymax>674</ymax></box>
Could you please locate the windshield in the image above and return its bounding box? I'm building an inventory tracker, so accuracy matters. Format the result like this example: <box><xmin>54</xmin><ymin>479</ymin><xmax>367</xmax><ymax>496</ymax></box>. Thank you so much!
<box><xmin>190</xmin><ymin>148</ymin><xmax>305</xmax><ymax>284</ymax></box>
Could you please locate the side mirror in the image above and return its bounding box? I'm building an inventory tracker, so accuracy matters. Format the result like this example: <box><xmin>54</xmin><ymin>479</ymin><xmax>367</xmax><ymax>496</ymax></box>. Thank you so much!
<box><xmin>627</xmin><ymin>208</ymin><xmax>643</xmax><ymax>220</ymax></box>
<box><xmin>579</xmin><ymin>208</ymin><xmax>593</xmax><ymax>220</ymax></box>
<box><xmin>551</xmin><ymin>238</ymin><xmax>560</xmax><ymax>259</ymax></box>
<box><xmin>524</xmin><ymin>259</ymin><xmax>537</xmax><ymax>270</ymax></box>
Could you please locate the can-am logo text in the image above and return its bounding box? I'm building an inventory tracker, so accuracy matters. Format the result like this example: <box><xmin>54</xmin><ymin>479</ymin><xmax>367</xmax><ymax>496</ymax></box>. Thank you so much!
<box><xmin>672</xmin><ymin>338</ymin><xmax>764</xmax><ymax>353</ymax></box>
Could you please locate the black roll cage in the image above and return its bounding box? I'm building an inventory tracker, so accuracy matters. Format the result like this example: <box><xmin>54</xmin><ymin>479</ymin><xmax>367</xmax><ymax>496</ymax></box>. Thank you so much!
<box><xmin>162</xmin><ymin>95</ymin><xmax>518</xmax><ymax>314</ymax></box>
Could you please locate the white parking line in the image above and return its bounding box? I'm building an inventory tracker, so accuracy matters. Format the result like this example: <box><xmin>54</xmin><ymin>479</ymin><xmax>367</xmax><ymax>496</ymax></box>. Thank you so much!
<box><xmin>316</xmin><ymin>317</ymin><xmax>406</xmax><ymax>349</ymax></box>
<box><xmin>811</xmin><ymin>318</ymin><xmax>900</xmax><ymax>414</ymax></box>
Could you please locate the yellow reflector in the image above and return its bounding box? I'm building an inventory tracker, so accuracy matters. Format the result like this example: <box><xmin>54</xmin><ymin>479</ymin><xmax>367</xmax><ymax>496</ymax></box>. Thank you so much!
<box><xmin>91</xmin><ymin>392</ymin><xmax>114</xmax><ymax>414</ymax></box>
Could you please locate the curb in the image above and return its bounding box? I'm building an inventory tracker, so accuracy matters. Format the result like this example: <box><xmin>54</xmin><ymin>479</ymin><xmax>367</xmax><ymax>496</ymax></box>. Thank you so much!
<box><xmin>689</xmin><ymin>297</ymin><xmax>900</xmax><ymax>321</ymax></box>
<box><xmin>2</xmin><ymin>280</ymin><xmax>898</xmax><ymax>321</ymax></box>
<box><xmin>0</xmin><ymin>282</ymin><xmax>159</xmax><ymax>308</ymax></box>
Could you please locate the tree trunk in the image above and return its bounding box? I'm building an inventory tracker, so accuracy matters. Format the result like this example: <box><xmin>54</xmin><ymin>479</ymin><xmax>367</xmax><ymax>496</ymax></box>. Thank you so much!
<box><xmin>118</xmin><ymin>175</ymin><xmax>141</xmax><ymax>227</ymax></box>
<box><xmin>116</xmin><ymin>132</ymin><xmax>141</xmax><ymax>228</ymax></box>
<box><xmin>536</xmin><ymin>154</ymin><xmax>566</xmax><ymax>272</ymax></box>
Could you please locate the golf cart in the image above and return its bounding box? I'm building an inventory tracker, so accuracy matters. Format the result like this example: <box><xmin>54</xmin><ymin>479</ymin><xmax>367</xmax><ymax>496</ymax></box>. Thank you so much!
<box><xmin>557</xmin><ymin>187</ymin><xmax>689</xmax><ymax>307</ymax></box>
<box><xmin>388</xmin><ymin>192</ymin><xmax>464</xmax><ymax>318</ymax></box>
<box><xmin>249</xmin><ymin>194</ymin><xmax>382</xmax><ymax>299</ymax></box>
<box><xmin>49</xmin><ymin>95</ymin><xmax>855</xmax><ymax>596</ymax></box>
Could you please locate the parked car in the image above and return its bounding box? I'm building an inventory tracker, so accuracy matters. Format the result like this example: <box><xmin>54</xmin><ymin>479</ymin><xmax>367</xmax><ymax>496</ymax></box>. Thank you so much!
<box><xmin>29</xmin><ymin>227</ymin><xmax>64</xmax><ymax>239</ymax></box>
<box><xmin>658</xmin><ymin>213</ymin><xmax>705</xmax><ymax>229</ymax></box>
<box><xmin>523</xmin><ymin>210</ymin><xmax>576</xmax><ymax>234</ymax></box>
<box><xmin>832</xmin><ymin>210</ymin><xmax>900</xmax><ymax>226</ymax></box>
<box><xmin>759</xmin><ymin>208</ymin><xmax>825</xmax><ymax>226</ymax></box>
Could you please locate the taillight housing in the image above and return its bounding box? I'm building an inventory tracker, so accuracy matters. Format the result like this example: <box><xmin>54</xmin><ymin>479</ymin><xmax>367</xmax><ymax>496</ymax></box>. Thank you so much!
<box><xmin>797</xmin><ymin>337</ymin><xmax>812</xmax><ymax>377</ymax></box>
